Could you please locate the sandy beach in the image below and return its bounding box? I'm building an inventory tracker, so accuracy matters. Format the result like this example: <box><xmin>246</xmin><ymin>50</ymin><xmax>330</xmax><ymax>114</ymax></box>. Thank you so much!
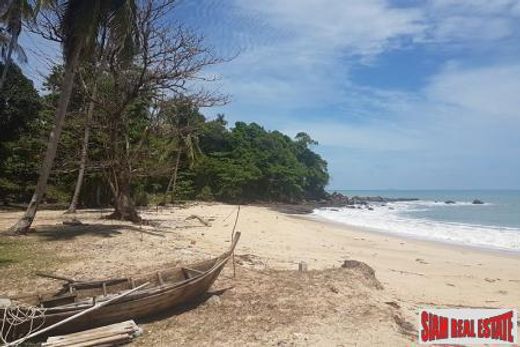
<box><xmin>1</xmin><ymin>203</ymin><xmax>519</xmax><ymax>345</ymax></box>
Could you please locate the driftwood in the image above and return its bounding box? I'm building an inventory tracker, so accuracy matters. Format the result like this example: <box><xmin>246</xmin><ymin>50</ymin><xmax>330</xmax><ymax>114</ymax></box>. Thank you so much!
<box><xmin>42</xmin><ymin>320</ymin><xmax>142</xmax><ymax>347</ymax></box>
<box><xmin>185</xmin><ymin>214</ymin><xmax>211</xmax><ymax>226</ymax></box>
<box><xmin>36</xmin><ymin>272</ymin><xmax>76</xmax><ymax>283</ymax></box>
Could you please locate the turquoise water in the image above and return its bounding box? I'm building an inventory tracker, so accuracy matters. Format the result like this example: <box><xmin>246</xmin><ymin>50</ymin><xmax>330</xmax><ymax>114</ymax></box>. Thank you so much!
<box><xmin>314</xmin><ymin>190</ymin><xmax>520</xmax><ymax>251</ymax></box>
<box><xmin>336</xmin><ymin>190</ymin><xmax>520</xmax><ymax>228</ymax></box>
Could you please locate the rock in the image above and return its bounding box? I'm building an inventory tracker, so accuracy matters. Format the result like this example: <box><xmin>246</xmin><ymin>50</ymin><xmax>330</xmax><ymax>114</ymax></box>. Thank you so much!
<box><xmin>367</xmin><ymin>206</ymin><xmax>374</xmax><ymax>211</ymax></box>
<box><xmin>472</xmin><ymin>199</ymin><xmax>484</xmax><ymax>205</ymax></box>
<box><xmin>444</xmin><ymin>200</ymin><xmax>456</xmax><ymax>204</ymax></box>
<box><xmin>329</xmin><ymin>285</ymin><xmax>339</xmax><ymax>294</ymax></box>
<box><xmin>205</xmin><ymin>294</ymin><xmax>221</xmax><ymax>306</ymax></box>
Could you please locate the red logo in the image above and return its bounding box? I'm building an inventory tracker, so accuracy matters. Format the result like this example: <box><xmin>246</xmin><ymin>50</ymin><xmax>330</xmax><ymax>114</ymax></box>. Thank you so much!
<box><xmin>419</xmin><ymin>309</ymin><xmax>517</xmax><ymax>345</ymax></box>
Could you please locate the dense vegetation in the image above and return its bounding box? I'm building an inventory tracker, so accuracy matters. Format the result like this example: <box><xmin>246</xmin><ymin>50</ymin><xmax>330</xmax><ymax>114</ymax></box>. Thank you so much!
<box><xmin>0</xmin><ymin>0</ymin><xmax>328</xmax><ymax>232</ymax></box>
<box><xmin>0</xmin><ymin>62</ymin><xmax>329</xmax><ymax>209</ymax></box>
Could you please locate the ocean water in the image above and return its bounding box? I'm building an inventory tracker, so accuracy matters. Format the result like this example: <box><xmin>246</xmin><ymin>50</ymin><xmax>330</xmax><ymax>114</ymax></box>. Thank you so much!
<box><xmin>313</xmin><ymin>190</ymin><xmax>520</xmax><ymax>252</ymax></box>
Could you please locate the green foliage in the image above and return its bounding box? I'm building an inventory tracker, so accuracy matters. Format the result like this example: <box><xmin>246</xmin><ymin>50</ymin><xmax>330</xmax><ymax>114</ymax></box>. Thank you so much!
<box><xmin>196</xmin><ymin>185</ymin><xmax>214</xmax><ymax>201</ymax></box>
<box><xmin>191</xmin><ymin>121</ymin><xmax>329</xmax><ymax>202</ymax></box>
<box><xmin>1</xmin><ymin>66</ymin><xmax>330</xmax><ymax>206</ymax></box>
<box><xmin>0</xmin><ymin>63</ymin><xmax>40</xmax><ymax>144</ymax></box>
<box><xmin>0</xmin><ymin>63</ymin><xmax>43</xmax><ymax>201</ymax></box>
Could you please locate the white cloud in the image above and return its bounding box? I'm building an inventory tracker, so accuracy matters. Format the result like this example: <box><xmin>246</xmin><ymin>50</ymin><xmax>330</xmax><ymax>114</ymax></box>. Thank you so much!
<box><xmin>424</xmin><ymin>0</ymin><xmax>520</xmax><ymax>44</ymax></box>
<box><xmin>426</xmin><ymin>64</ymin><xmax>520</xmax><ymax>120</ymax></box>
<box><xmin>235</xmin><ymin>0</ymin><xmax>425</xmax><ymax>58</ymax></box>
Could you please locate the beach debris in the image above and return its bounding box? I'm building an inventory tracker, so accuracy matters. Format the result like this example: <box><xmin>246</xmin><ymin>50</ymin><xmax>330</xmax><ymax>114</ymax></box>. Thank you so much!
<box><xmin>385</xmin><ymin>301</ymin><xmax>400</xmax><ymax>309</ymax></box>
<box><xmin>298</xmin><ymin>261</ymin><xmax>308</xmax><ymax>272</ymax></box>
<box><xmin>185</xmin><ymin>214</ymin><xmax>211</xmax><ymax>226</ymax></box>
<box><xmin>235</xmin><ymin>254</ymin><xmax>264</xmax><ymax>267</ymax></box>
<box><xmin>42</xmin><ymin>320</ymin><xmax>142</xmax><ymax>347</ymax></box>
<box><xmin>393</xmin><ymin>314</ymin><xmax>416</xmax><ymax>338</ymax></box>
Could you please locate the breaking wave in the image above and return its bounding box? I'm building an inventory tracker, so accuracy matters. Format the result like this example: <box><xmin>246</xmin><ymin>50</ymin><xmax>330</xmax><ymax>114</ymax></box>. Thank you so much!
<box><xmin>313</xmin><ymin>200</ymin><xmax>520</xmax><ymax>252</ymax></box>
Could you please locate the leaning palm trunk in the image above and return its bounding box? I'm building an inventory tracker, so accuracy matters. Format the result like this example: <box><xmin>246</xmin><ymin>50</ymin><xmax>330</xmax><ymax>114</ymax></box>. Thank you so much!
<box><xmin>65</xmin><ymin>97</ymin><xmax>95</xmax><ymax>214</ymax></box>
<box><xmin>162</xmin><ymin>149</ymin><xmax>181</xmax><ymax>204</ymax></box>
<box><xmin>8</xmin><ymin>49</ymin><xmax>81</xmax><ymax>234</ymax></box>
<box><xmin>0</xmin><ymin>31</ymin><xmax>18</xmax><ymax>90</ymax></box>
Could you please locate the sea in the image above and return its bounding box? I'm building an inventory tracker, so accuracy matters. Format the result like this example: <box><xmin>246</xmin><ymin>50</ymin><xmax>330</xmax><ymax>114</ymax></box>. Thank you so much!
<box><xmin>313</xmin><ymin>190</ymin><xmax>520</xmax><ymax>252</ymax></box>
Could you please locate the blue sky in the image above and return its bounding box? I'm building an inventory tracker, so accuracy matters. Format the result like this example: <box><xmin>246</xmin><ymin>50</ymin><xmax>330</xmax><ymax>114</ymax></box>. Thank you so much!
<box><xmin>22</xmin><ymin>0</ymin><xmax>520</xmax><ymax>190</ymax></box>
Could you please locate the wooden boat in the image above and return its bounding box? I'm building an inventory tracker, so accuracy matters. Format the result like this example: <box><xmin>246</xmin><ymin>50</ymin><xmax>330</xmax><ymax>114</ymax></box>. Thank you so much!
<box><xmin>1</xmin><ymin>232</ymin><xmax>240</xmax><ymax>341</ymax></box>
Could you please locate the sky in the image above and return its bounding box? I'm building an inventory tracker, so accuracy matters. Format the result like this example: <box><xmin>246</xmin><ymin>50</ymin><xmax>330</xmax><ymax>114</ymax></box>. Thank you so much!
<box><xmin>21</xmin><ymin>0</ymin><xmax>520</xmax><ymax>190</ymax></box>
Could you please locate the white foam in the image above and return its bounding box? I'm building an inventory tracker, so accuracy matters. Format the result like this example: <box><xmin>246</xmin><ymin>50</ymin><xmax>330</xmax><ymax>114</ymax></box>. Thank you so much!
<box><xmin>313</xmin><ymin>202</ymin><xmax>520</xmax><ymax>252</ymax></box>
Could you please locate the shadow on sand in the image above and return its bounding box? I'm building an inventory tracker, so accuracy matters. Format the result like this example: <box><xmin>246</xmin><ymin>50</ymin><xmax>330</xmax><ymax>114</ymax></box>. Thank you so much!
<box><xmin>136</xmin><ymin>287</ymin><xmax>232</xmax><ymax>325</ymax></box>
<box><xmin>35</xmin><ymin>223</ymin><xmax>165</xmax><ymax>241</ymax></box>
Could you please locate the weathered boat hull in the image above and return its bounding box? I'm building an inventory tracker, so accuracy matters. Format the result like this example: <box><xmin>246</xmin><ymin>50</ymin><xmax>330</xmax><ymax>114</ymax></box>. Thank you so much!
<box><xmin>1</xmin><ymin>233</ymin><xmax>240</xmax><ymax>341</ymax></box>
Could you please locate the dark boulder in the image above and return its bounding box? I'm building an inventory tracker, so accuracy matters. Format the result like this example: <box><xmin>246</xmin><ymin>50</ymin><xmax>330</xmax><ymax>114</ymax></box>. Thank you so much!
<box><xmin>472</xmin><ymin>199</ymin><xmax>484</xmax><ymax>205</ymax></box>
<box><xmin>445</xmin><ymin>200</ymin><xmax>456</xmax><ymax>204</ymax></box>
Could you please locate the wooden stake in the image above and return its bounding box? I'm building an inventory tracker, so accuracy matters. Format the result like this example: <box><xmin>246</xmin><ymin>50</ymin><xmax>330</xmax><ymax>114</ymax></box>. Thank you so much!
<box><xmin>230</xmin><ymin>206</ymin><xmax>241</xmax><ymax>278</ymax></box>
<box><xmin>298</xmin><ymin>261</ymin><xmax>308</xmax><ymax>272</ymax></box>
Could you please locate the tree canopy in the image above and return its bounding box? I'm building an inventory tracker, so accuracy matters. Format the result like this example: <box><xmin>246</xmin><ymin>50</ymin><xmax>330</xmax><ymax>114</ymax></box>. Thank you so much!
<box><xmin>0</xmin><ymin>66</ymin><xmax>329</xmax><ymax>207</ymax></box>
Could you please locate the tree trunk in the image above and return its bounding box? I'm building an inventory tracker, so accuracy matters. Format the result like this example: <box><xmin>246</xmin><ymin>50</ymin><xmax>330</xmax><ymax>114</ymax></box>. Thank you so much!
<box><xmin>0</xmin><ymin>0</ymin><xmax>14</xmax><ymax>17</ymax></box>
<box><xmin>8</xmin><ymin>49</ymin><xmax>81</xmax><ymax>235</ymax></box>
<box><xmin>0</xmin><ymin>31</ymin><xmax>18</xmax><ymax>90</ymax></box>
<box><xmin>95</xmin><ymin>184</ymin><xmax>101</xmax><ymax>207</ymax></box>
<box><xmin>65</xmin><ymin>87</ymin><xmax>98</xmax><ymax>214</ymax></box>
<box><xmin>162</xmin><ymin>149</ymin><xmax>182</xmax><ymax>205</ymax></box>
<box><xmin>108</xmin><ymin>176</ymin><xmax>141</xmax><ymax>223</ymax></box>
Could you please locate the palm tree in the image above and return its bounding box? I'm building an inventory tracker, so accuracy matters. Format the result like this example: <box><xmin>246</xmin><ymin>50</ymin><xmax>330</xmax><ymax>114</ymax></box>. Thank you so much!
<box><xmin>9</xmin><ymin>0</ymin><xmax>137</xmax><ymax>234</ymax></box>
<box><xmin>162</xmin><ymin>99</ymin><xmax>204</xmax><ymax>204</ymax></box>
<box><xmin>0</xmin><ymin>0</ymin><xmax>52</xmax><ymax>89</ymax></box>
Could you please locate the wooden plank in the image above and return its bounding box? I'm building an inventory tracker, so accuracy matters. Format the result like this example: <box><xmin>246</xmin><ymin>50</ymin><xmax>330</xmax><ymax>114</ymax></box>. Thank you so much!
<box><xmin>182</xmin><ymin>267</ymin><xmax>204</xmax><ymax>274</ymax></box>
<box><xmin>45</xmin><ymin>325</ymin><xmax>136</xmax><ymax>344</ymax></box>
<box><xmin>43</xmin><ymin>321</ymin><xmax>139</xmax><ymax>346</ymax></box>
<box><xmin>46</xmin><ymin>333</ymin><xmax>130</xmax><ymax>347</ymax></box>
<box><xmin>46</xmin><ymin>321</ymin><xmax>137</xmax><ymax>341</ymax></box>
<box><xmin>44</xmin><ymin>331</ymin><xmax>133</xmax><ymax>347</ymax></box>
